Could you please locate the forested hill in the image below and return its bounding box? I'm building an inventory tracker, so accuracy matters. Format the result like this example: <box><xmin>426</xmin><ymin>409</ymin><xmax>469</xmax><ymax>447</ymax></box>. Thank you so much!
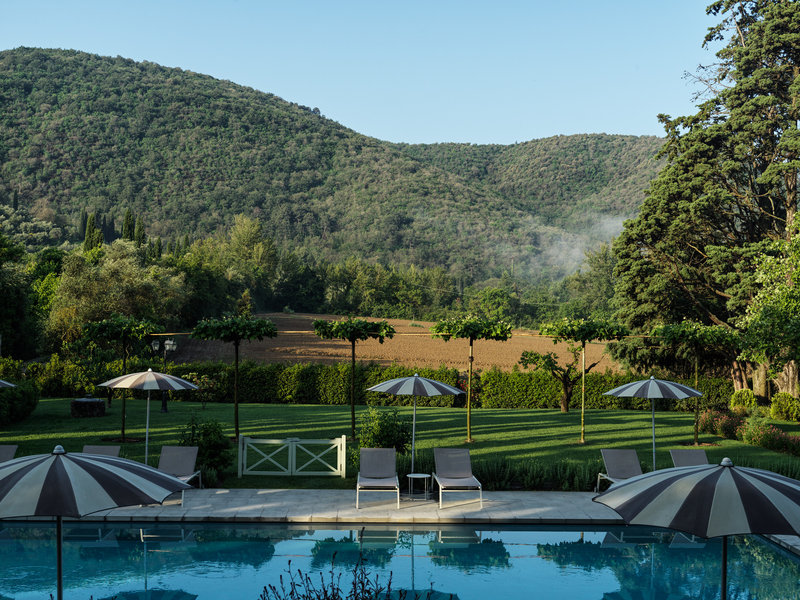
<box><xmin>0</xmin><ymin>47</ymin><xmax>664</xmax><ymax>282</ymax></box>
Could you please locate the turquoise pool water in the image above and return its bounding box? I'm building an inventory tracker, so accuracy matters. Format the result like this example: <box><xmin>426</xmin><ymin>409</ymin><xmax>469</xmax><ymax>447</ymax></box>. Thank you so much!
<box><xmin>0</xmin><ymin>522</ymin><xmax>798</xmax><ymax>599</ymax></box>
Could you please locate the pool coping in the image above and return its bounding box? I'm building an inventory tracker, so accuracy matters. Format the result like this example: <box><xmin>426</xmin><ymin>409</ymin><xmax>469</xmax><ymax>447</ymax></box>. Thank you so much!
<box><xmin>9</xmin><ymin>488</ymin><xmax>800</xmax><ymax>557</ymax></box>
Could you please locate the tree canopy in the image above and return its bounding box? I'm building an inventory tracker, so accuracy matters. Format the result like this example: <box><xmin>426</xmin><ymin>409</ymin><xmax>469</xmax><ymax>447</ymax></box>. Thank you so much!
<box><xmin>611</xmin><ymin>0</ymin><xmax>800</xmax><ymax>387</ymax></box>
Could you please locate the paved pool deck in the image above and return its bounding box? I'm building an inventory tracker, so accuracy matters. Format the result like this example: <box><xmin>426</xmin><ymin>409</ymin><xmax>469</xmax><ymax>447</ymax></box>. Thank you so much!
<box><xmin>75</xmin><ymin>487</ymin><xmax>800</xmax><ymax>557</ymax></box>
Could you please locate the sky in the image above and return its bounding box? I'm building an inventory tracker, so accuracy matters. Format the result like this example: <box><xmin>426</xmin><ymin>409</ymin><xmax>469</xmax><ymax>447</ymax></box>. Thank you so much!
<box><xmin>0</xmin><ymin>0</ymin><xmax>722</xmax><ymax>145</ymax></box>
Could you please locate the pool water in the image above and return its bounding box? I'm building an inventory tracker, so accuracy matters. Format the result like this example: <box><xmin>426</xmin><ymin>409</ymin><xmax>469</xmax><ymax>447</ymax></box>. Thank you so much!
<box><xmin>0</xmin><ymin>522</ymin><xmax>798</xmax><ymax>599</ymax></box>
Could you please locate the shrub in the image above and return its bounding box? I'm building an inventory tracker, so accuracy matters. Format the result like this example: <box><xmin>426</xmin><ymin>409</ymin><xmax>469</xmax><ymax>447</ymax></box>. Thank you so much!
<box><xmin>356</xmin><ymin>406</ymin><xmax>412</xmax><ymax>456</ymax></box>
<box><xmin>0</xmin><ymin>381</ymin><xmax>40</xmax><ymax>425</ymax></box>
<box><xmin>739</xmin><ymin>418</ymin><xmax>800</xmax><ymax>456</ymax></box>
<box><xmin>699</xmin><ymin>409</ymin><xmax>745</xmax><ymax>439</ymax></box>
<box><xmin>730</xmin><ymin>389</ymin><xmax>758</xmax><ymax>412</ymax></box>
<box><xmin>27</xmin><ymin>354</ymin><xmax>94</xmax><ymax>397</ymax></box>
<box><xmin>179</xmin><ymin>415</ymin><xmax>235</xmax><ymax>485</ymax></box>
<box><xmin>770</xmin><ymin>392</ymin><xmax>800</xmax><ymax>422</ymax></box>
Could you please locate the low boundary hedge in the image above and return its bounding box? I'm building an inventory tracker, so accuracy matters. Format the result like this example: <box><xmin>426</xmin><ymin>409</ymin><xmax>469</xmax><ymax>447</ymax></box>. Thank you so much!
<box><xmin>20</xmin><ymin>352</ymin><xmax>734</xmax><ymax>414</ymax></box>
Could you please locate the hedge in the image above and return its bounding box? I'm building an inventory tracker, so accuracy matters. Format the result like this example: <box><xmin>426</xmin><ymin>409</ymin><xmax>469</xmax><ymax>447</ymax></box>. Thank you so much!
<box><xmin>479</xmin><ymin>367</ymin><xmax>732</xmax><ymax>411</ymax></box>
<box><xmin>0</xmin><ymin>381</ymin><xmax>40</xmax><ymax>426</ymax></box>
<box><xmin>23</xmin><ymin>352</ymin><xmax>736</xmax><ymax>415</ymax></box>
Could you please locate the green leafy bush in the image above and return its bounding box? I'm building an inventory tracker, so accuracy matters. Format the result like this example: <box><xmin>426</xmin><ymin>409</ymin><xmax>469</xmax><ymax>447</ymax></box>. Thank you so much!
<box><xmin>770</xmin><ymin>392</ymin><xmax>800</xmax><ymax>422</ymax></box>
<box><xmin>0</xmin><ymin>382</ymin><xmax>40</xmax><ymax>425</ymax></box>
<box><xmin>730</xmin><ymin>389</ymin><xmax>758</xmax><ymax>412</ymax></box>
<box><xmin>356</xmin><ymin>407</ymin><xmax>412</xmax><ymax>456</ymax></box>
<box><xmin>27</xmin><ymin>354</ymin><xmax>94</xmax><ymax>396</ymax></box>
<box><xmin>179</xmin><ymin>415</ymin><xmax>235</xmax><ymax>485</ymax></box>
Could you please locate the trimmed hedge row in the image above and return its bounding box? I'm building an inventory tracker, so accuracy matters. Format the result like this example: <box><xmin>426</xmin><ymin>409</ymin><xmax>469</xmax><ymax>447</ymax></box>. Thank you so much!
<box><xmin>479</xmin><ymin>367</ymin><xmax>732</xmax><ymax>411</ymax></box>
<box><xmin>14</xmin><ymin>352</ymin><xmax>735</xmax><ymax>414</ymax></box>
<box><xmin>173</xmin><ymin>361</ymin><xmax>462</xmax><ymax>407</ymax></box>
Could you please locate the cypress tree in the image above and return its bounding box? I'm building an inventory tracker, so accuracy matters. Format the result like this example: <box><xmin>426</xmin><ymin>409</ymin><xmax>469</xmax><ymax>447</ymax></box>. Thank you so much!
<box><xmin>122</xmin><ymin>209</ymin><xmax>134</xmax><ymax>241</ymax></box>
<box><xmin>134</xmin><ymin>217</ymin><xmax>146</xmax><ymax>248</ymax></box>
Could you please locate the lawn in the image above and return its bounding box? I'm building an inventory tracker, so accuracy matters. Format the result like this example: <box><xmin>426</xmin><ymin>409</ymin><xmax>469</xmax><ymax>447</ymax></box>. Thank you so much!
<box><xmin>3</xmin><ymin>397</ymin><xmax>800</xmax><ymax>490</ymax></box>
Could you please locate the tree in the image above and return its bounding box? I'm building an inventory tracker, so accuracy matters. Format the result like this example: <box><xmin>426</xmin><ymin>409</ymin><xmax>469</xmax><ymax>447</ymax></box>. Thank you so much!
<box><xmin>611</xmin><ymin>0</ymin><xmax>800</xmax><ymax>387</ymax></box>
<box><xmin>122</xmin><ymin>208</ymin><xmax>134</xmax><ymax>241</ymax></box>
<box><xmin>652</xmin><ymin>321</ymin><xmax>740</xmax><ymax>442</ymax></box>
<box><xmin>431</xmin><ymin>315</ymin><xmax>512</xmax><ymax>442</ymax></box>
<box><xmin>46</xmin><ymin>241</ymin><xmax>185</xmax><ymax>346</ymax></box>
<box><xmin>312</xmin><ymin>317</ymin><xmax>395</xmax><ymax>440</ymax></box>
<box><xmin>134</xmin><ymin>216</ymin><xmax>146</xmax><ymax>248</ymax></box>
<box><xmin>739</xmin><ymin>220</ymin><xmax>800</xmax><ymax>395</ymax></box>
<box><xmin>83</xmin><ymin>314</ymin><xmax>161</xmax><ymax>441</ymax></box>
<box><xmin>521</xmin><ymin>318</ymin><xmax>627</xmax><ymax>442</ymax></box>
<box><xmin>191</xmin><ymin>314</ymin><xmax>277</xmax><ymax>439</ymax></box>
<box><xmin>83</xmin><ymin>212</ymin><xmax>103</xmax><ymax>252</ymax></box>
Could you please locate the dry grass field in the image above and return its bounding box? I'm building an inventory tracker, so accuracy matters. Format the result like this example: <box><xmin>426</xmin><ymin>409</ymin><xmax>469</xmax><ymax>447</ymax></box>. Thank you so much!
<box><xmin>174</xmin><ymin>313</ymin><xmax>621</xmax><ymax>373</ymax></box>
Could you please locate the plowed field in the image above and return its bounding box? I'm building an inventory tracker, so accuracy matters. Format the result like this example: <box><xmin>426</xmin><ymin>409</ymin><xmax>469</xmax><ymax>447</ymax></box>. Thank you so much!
<box><xmin>174</xmin><ymin>313</ymin><xmax>621</xmax><ymax>373</ymax></box>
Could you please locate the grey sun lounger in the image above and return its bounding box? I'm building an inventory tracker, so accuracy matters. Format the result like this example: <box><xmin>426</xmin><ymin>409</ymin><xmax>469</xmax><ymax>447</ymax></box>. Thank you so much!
<box><xmin>356</xmin><ymin>448</ymin><xmax>400</xmax><ymax>509</ymax></box>
<box><xmin>82</xmin><ymin>444</ymin><xmax>121</xmax><ymax>457</ymax></box>
<box><xmin>596</xmin><ymin>449</ymin><xmax>643</xmax><ymax>492</ymax></box>
<box><xmin>0</xmin><ymin>444</ymin><xmax>17</xmax><ymax>463</ymax></box>
<box><xmin>157</xmin><ymin>445</ymin><xmax>202</xmax><ymax>489</ymax></box>
<box><xmin>433</xmin><ymin>448</ymin><xmax>483</xmax><ymax>509</ymax></box>
<box><xmin>670</xmin><ymin>448</ymin><xmax>709</xmax><ymax>467</ymax></box>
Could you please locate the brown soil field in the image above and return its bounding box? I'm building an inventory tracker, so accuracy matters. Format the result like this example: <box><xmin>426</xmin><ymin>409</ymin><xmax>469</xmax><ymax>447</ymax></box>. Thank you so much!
<box><xmin>173</xmin><ymin>313</ymin><xmax>621</xmax><ymax>373</ymax></box>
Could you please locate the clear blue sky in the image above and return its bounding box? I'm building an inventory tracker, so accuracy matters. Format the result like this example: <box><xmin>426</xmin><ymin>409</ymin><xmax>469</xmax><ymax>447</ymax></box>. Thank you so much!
<box><xmin>1</xmin><ymin>0</ymin><xmax>720</xmax><ymax>145</ymax></box>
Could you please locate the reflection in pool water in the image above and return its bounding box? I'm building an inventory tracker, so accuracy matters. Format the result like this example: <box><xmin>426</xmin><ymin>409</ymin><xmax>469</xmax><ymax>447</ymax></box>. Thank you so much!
<box><xmin>0</xmin><ymin>522</ymin><xmax>798</xmax><ymax>599</ymax></box>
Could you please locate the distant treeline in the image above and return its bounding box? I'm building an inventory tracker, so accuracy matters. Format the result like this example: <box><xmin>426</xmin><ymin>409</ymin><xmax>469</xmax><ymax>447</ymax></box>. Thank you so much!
<box><xmin>4</xmin><ymin>211</ymin><xmax>615</xmax><ymax>358</ymax></box>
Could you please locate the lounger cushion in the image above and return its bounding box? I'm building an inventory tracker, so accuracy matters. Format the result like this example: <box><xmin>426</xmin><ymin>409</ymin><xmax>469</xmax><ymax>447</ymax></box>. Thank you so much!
<box><xmin>435</xmin><ymin>475</ymin><xmax>480</xmax><ymax>489</ymax></box>
<box><xmin>357</xmin><ymin>475</ymin><xmax>399</xmax><ymax>489</ymax></box>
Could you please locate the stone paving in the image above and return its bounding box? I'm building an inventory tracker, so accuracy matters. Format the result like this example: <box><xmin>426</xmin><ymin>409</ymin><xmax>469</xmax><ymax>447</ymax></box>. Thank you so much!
<box><xmin>77</xmin><ymin>487</ymin><xmax>800</xmax><ymax>558</ymax></box>
<box><xmin>89</xmin><ymin>488</ymin><xmax>623</xmax><ymax>525</ymax></box>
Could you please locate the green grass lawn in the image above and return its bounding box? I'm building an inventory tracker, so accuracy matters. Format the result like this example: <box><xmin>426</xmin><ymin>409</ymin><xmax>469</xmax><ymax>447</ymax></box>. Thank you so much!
<box><xmin>3</xmin><ymin>397</ymin><xmax>800</xmax><ymax>490</ymax></box>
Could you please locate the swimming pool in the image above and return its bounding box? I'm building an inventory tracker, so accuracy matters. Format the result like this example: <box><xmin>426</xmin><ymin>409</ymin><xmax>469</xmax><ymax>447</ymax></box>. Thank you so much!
<box><xmin>0</xmin><ymin>522</ymin><xmax>798</xmax><ymax>599</ymax></box>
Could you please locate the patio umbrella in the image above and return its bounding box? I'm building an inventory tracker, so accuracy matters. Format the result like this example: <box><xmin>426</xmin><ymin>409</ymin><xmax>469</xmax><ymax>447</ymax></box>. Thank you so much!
<box><xmin>593</xmin><ymin>457</ymin><xmax>800</xmax><ymax>600</ymax></box>
<box><xmin>0</xmin><ymin>445</ymin><xmax>190</xmax><ymax>600</ymax></box>
<box><xmin>603</xmin><ymin>376</ymin><xmax>701</xmax><ymax>470</ymax></box>
<box><xmin>99</xmin><ymin>369</ymin><xmax>197</xmax><ymax>466</ymax></box>
<box><xmin>367</xmin><ymin>374</ymin><xmax>463</xmax><ymax>472</ymax></box>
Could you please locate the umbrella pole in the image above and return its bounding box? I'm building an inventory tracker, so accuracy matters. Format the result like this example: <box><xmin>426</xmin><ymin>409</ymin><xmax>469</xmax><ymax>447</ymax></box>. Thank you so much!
<box><xmin>721</xmin><ymin>535</ymin><xmax>728</xmax><ymax>600</ymax></box>
<box><xmin>57</xmin><ymin>515</ymin><xmax>63</xmax><ymax>600</ymax></box>
<box><xmin>651</xmin><ymin>399</ymin><xmax>656</xmax><ymax>470</ymax></box>
<box><xmin>145</xmin><ymin>390</ymin><xmax>151</xmax><ymax>466</ymax></box>
<box><xmin>411</xmin><ymin>398</ymin><xmax>417</xmax><ymax>473</ymax></box>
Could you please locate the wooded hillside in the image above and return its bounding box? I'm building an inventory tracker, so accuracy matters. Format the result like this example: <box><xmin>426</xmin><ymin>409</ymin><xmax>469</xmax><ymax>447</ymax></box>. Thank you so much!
<box><xmin>0</xmin><ymin>47</ymin><xmax>663</xmax><ymax>282</ymax></box>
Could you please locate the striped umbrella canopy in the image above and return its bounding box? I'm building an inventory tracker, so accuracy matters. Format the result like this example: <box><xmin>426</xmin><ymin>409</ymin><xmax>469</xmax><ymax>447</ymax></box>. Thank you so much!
<box><xmin>99</xmin><ymin>369</ymin><xmax>197</xmax><ymax>466</ymax></box>
<box><xmin>593</xmin><ymin>457</ymin><xmax>800</xmax><ymax>600</ymax></box>
<box><xmin>367</xmin><ymin>374</ymin><xmax>464</xmax><ymax>473</ymax></box>
<box><xmin>604</xmin><ymin>376</ymin><xmax>702</xmax><ymax>469</ymax></box>
<box><xmin>0</xmin><ymin>445</ymin><xmax>190</xmax><ymax>600</ymax></box>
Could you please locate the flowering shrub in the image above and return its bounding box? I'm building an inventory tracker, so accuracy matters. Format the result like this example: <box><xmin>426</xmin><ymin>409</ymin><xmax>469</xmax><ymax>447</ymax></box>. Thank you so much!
<box><xmin>739</xmin><ymin>418</ymin><xmax>800</xmax><ymax>456</ymax></box>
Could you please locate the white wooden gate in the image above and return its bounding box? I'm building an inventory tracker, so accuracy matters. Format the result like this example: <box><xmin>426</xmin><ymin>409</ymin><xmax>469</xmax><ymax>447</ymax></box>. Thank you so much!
<box><xmin>238</xmin><ymin>435</ymin><xmax>347</xmax><ymax>478</ymax></box>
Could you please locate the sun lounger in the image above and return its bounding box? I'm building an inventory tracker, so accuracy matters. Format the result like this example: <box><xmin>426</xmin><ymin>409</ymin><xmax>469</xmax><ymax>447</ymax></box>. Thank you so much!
<box><xmin>596</xmin><ymin>449</ymin><xmax>643</xmax><ymax>492</ymax></box>
<box><xmin>157</xmin><ymin>445</ymin><xmax>202</xmax><ymax>489</ymax></box>
<box><xmin>669</xmin><ymin>448</ymin><xmax>708</xmax><ymax>467</ymax></box>
<box><xmin>356</xmin><ymin>448</ymin><xmax>400</xmax><ymax>509</ymax></box>
<box><xmin>0</xmin><ymin>445</ymin><xmax>17</xmax><ymax>463</ymax></box>
<box><xmin>82</xmin><ymin>444</ymin><xmax>121</xmax><ymax>457</ymax></box>
<box><xmin>432</xmin><ymin>448</ymin><xmax>482</xmax><ymax>509</ymax></box>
